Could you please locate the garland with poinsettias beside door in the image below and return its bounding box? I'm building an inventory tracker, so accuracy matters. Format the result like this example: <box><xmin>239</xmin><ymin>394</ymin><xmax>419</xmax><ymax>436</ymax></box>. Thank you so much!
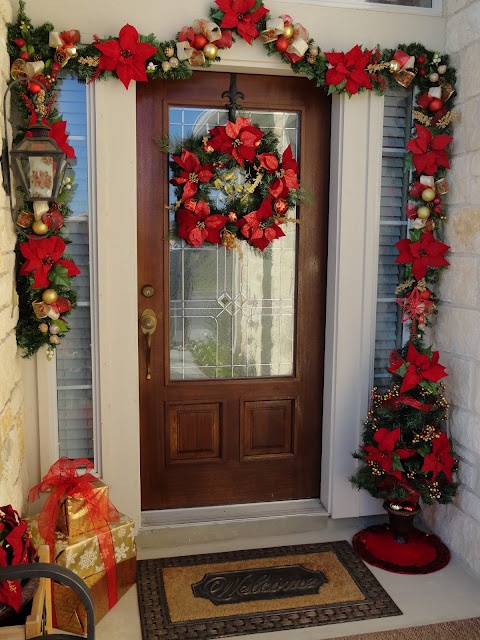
<box><xmin>6</xmin><ymin>0</ymin><xmax>458</xmax><ymax>506</ymax></box>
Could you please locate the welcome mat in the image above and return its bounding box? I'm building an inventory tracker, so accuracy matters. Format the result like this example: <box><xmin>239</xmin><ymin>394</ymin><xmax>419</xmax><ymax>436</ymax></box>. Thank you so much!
<box><xmin>136</xmin><ymin>541</ymin><xmax>402</xmax><ymax>639</ymax></box>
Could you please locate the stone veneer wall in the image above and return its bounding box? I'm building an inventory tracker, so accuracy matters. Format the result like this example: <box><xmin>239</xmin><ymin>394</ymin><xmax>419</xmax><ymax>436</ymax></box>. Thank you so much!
<box><xmin>422</xmin><ymin>0</ymin><xmax>480</xmax><ymax>577</ymax></box>
<box><xmin>0</xmin><ymin>0</ymin><xmax>28</xmax><ymax>509</ymax></box>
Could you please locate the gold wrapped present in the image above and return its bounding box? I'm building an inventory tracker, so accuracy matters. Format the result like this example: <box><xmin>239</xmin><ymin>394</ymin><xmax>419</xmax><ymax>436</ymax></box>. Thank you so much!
<box><xmin>27</xmin><ymin>512</ymin><xmax>136</xmax><ymax>634</ymax></box>
<box><xmin>56</xmin><ymin>479</ymin><xmax>110</xmax><ymax>538</ymax></box>
<box><xmin>53</xmin><ymin>556</ymin><xmax>136</xmax><ymax>635</ymax></box>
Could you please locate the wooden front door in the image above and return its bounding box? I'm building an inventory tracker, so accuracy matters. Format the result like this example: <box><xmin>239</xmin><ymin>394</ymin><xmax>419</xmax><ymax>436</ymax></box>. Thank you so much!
<box><xmin>137</xmin><ymin>72</ymin><xmax>330</xmax><ymax>510</ymax></box>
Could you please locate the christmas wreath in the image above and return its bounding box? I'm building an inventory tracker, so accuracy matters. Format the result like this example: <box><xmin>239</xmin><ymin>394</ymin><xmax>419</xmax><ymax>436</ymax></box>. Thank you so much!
<box><xmin>165</xmin><ymin>116</ymin><xmax>302</xmax><ymax>251</ymax></box>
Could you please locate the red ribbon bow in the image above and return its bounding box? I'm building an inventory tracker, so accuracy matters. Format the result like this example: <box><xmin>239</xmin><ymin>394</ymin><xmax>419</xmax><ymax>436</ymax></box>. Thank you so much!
<box><xmin>28</xmin><ymin>457</ymin><xmax>120</xmax><ymax>607</ymax></box>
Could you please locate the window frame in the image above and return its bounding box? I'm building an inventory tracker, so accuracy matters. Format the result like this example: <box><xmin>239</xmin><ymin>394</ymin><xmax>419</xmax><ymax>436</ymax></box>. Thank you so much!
<box><xmin>36</xmin><ymin>80</ymin><xmax>101</xmax><ymax>476</ymax></box>
<box><xmin>287</xmin><ymin>0</ymin><xmax>441</xmax><ymax>15</ymax></box>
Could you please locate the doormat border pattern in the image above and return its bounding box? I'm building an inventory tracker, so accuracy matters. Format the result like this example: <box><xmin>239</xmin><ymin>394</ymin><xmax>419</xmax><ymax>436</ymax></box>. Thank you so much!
<box><xmin>136</xmin><ymin>541</ymin><xmax>402</xmax><ymax>640</ymax></box>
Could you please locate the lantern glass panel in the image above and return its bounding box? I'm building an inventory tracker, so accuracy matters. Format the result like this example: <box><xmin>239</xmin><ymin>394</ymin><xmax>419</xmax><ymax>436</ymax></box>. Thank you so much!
<box><xmin>11</xmin><ymin>136</ymin><xmax>67</xmax><ymax>200</ymax></box>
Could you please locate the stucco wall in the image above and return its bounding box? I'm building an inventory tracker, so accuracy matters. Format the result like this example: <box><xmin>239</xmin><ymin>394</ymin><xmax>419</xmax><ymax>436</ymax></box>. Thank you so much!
<box><xmin>0</xmin><ymin>0</ymin><xmax>29</xmax><ymax>510</ymax></box>
<box><xmin>422</xmin><ymin>0</ymin><xmax>480</xmax><ymax>576</ymax></box>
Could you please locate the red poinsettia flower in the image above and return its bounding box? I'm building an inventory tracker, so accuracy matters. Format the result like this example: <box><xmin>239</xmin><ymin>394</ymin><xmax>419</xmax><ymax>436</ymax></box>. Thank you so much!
<box><xmin>208</xmin><ymin>117</ymin><xmax>263</xmax><ymax>165</ymax></box>
<box><xmin>95</xmin><ymin>24</ymin><xmax>157</xmax><ymax>90</ymax></box>
<box><xmin>257</xmin><ymin>152</ymin><xmax>278</xmax><ymax>173</ymax></box>
<box><xmin>388</xmin><ymin>343</ymin><xmax>447</xmax><ymax>393</ymax></box>
<box><xmin>363</xmin><ymin>427</ymin><xmax>416</xmax><ymax>479</ymax></box>
<box><xmin>18</xmin><ymin>236</ymin><xmax>81</xmax><ymax>289</ymax></box>
<box><xmin>236</xmin><ymin>197</ymin><xmax>285</xmax><ymax>250</ymax></box>
<box><xmin>0</xmin><ymin>505</ymin><xmax>37</xmax><ymax>612</ymax></box>
<box><xmin>396</xmin><ymin>231</ymin><xmax>450</xmax><ymax>281</ymax></box>
<box><xmin>406</xmin><ymin>124</ymin><xmax>453</xmax><ymax>176</ymax></box>
<box><xmin>396</xmin><ymin>287</ymin><xmax>435</xmax><ymax>324</ymax></box>
<box><xmin>267</xmin><ymin>146</ymin><xmax>299</xmax><ymax>199</ymax></box>
<box><xmin>170</xmin><ymin>150</ymin><xmax>214</xmax><ymax>201</ymax></box>
<box><xmin>176</xmin><ymin>199</ymin><xmax>226</xmax><ymax>247</ymax></box>
<box><xmin>324</xmin><ymin>45</ymin><xmax>373</xmax><ymax>95</ymax></box>
<box><xmin>421</xmin><ymin>432</ymin><xmax>455</xmax><ymax>482</ymax></box>
<box><xmin>215</xmin><ymin>0</ymin><xmax>269</xmax><ymax>44</ymax></box>
<box><xmin>28</xmin><ymin>114</ymin><xmax>75</xmax><ymax>159</ymax></box>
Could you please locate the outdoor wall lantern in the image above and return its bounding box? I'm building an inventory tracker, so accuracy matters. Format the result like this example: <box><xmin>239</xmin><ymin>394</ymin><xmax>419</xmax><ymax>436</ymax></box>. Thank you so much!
<box><xmin>1</xmin><ymin>77</ymin><xmax>67</xmax><ymax>235</ymax></box>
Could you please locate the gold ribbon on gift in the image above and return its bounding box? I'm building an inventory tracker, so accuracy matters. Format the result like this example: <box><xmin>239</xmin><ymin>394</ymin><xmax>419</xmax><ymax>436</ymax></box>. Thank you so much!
<box><xmin>32</xmin><ymin>300</ymin><xmax>60</xmax><ymax>320</ymax></box>
<box><xmin>435</xmin><ymin>177</ymin><xmax>449</xmax><ymax>195</ymax></box>
<box><xmin>390</xmin><ymin>49</ymin><xmax>417</xmax><ymax>88</ymax></box>
<box><xmin>261</xmin><ymin>17</ymin><xmax>284</xmax><ymax>43</ymax></box>
<box><xmin>189</xmin><ymin>50</ymin><xmax>206</xmax><ymax>67</ymax></box>
<box><xmin>49</xmin><ymin>30</ymin><xmax>80</xmax><ymax>68</ymax></box>
<box><xmin>439</xmin><ymin>78</ymin><xmax>456</xmax><ymax>103</ymax></box>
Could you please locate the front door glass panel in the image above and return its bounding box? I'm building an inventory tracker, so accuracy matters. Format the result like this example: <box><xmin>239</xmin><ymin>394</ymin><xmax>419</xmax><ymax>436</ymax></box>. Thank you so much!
<box><xmin>169</xmin><ymin>107</ymin><xmax>299</xmax><ymax>381</ymax></box>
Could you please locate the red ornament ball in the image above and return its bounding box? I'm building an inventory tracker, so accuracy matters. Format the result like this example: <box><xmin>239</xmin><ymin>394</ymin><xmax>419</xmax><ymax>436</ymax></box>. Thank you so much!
<box><xmin>416</xmin><ymin>54</ymin><xmax>426</xmax><ymax>65</ymax></box>
<box><xmin>419</xmin><ymin>289</ymin><xmax>432</xmax><ymax>300</ymax></box>
<box><xmin>14</xmin><ymin>38</ymin><xmax>25</xmax><ymax>48</ymax></box>
<box><xmin>433</xmin><ymin>197</ymin><xmax>441</xmax><ymax>205</ymax></box>
<box><xmin>193</xmin><ymin>34</ymin><xmax>208</xmax><ymax>50</ymax></box>
<box><xmin>28</xmin><ymin>81</ymin><xmax>42</xmax><ymax>94</ymax></box>
<box><xmin>429</xmin><ymin>98</ymin><xmax>443</xmax><ymax>112</ymax></box>
<box><xmin>19</xmin><ymin>51</ymin><xmax>30</xmax><ymax>61</ymax></box>
<box><xmin>275</xmin><ymin>36</ymin><xmax>289</xmax><ymax>54</ymax></box>
<box><xmin>418</xmin><ymin>68</ymin><xmax>427</xmax><ymax>77</ymax></box>
<box><xmin>51</xmin><ymin>62</ymin><xmax>61</xmax><ymax>73</ymax></box>
<box><xmin>433</xmin><ymin>205</ymin><xmax>442</xmax><ymax>214</ymax></box>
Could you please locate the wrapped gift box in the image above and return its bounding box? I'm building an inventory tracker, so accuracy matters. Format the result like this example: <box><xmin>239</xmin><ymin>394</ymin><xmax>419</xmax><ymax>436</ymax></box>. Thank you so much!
<box><xmin>53</xmin><ymin>555</ymin><xmax>136</xmax><ymax>635</ymax></box>
<box><xmin>56</xmin><ymin>479</ymin><xmax>110</xmax><ymax>538</ymax></box>
<box><xmin>27</xmin><ymin>512</ymin><xmax>136</xmax><ymax>634</ymax></box>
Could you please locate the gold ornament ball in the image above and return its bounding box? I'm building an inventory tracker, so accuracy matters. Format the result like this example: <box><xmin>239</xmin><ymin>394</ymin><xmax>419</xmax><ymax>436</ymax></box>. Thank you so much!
<box><xmin>429</xmin><ymin>72</ymin><xmax>439</xmax><ymax>83</ymax></box>
<box><xmin>308</xmin><ymin>46</ymin><xmax>319</xmax><ymax>57</ymax></box>
<box><xmin>38</xmin><ymin>323</ymin><xmax>49</xmax><ymax>334</ymax></box>
<box><xmin>169</xmin><ymin>57</ymin><xmax>179</xmax><ymax>69</ymax></box>
<box><xmin>389</xmin><ymin>59</ymin><xmax>401</xmax><ymax>73</ymax></box>
<box><xmin>42</xmin><ymin>288</ymin><xmax>58</xmax><ymax>304</ymax></box>
<box><xmin>417</xmin><ymin>205</ymin><xmax>431</xmax><ymax>219</ymax></box>
<box><xmin>421</xmin><ymin>187</ymin><xmax>436</xmax><ymax>202</ymax></box>
<box><xmin>49</xmin><ymin>324</ymin><xmax>60</xmax><ymax>335</ymax></box>
<box><xmin>437</xmin><ymin>64</ymin><xmax>447</xmax><ymax>74</ymax></box>
<box><xmin>49</xmin><ymin>334</ymin><xmax>60</xmax><ymax>345</ymax></box>
<box><xmin>32</xmin><ymin>219</ymin><xmax>49</xmax><ymax>235</ymax></box>
<box><xmin>203</xmin><ymin>43</ymin><xmax>218</xmax><ymax>60</ymax></box>
<box><xmin>283</xmin><ymin>24</ymin><xmax>294</xmax><ymax>40</ymax></box>
<box><xmin>161</xmin><ymin>61</ymin><xmax>171</xmax><ymax>73</ymax></box>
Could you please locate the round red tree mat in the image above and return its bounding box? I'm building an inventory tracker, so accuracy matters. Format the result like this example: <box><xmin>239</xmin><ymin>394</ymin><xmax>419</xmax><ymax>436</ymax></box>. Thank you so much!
<box><xmin>352</xmin><ymin>524</ymin><xmax>451</xmax><ymax>574</ymax></box>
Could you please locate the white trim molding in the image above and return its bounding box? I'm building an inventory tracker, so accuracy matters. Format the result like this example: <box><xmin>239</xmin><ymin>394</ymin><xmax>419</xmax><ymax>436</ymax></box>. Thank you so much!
<box><xmin>321</xmin><ymin>91</ymin><xmax>385</xmax><ymax>519</ymax></box>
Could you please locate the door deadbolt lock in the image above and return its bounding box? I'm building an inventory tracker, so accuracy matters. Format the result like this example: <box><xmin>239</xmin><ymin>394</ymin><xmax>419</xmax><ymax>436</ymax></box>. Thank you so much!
<box><xmin>141</xmin><ymin>284</ymin><xmax>155</xmax><ymax>298</ymax></box>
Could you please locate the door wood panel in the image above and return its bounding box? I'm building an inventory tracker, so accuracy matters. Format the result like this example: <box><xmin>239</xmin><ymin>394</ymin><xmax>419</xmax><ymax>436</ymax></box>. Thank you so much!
<box><xmin>137</xmin><ymin>72</ymin><xmax>331</xmax><ymax>510</ymax></box>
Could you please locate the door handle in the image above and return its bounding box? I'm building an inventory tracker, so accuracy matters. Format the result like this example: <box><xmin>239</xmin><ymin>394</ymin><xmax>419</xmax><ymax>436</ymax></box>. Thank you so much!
<box><xmin>140</xmin><ymin>309</ymin><xmax>157</xmax><ymax>380</ymax></box>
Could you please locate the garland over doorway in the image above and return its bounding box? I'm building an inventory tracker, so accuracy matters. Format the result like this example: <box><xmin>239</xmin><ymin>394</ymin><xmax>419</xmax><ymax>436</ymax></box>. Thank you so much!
<box><xmin>6</xmin><ymin>0</ymin><xmax>458</xmax><ymax>507</ymax></box>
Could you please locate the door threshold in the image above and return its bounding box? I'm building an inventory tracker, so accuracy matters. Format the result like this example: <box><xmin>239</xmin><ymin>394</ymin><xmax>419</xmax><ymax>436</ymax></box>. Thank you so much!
<box><xmin>141</xmin><ymin>499</ymin><xmax>329</xmax><ymax>530</ymax></box>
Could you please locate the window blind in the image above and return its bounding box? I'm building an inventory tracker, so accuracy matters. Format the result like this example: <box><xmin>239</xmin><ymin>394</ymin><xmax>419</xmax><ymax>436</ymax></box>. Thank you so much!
<box><xmin>54</xmin><ymin>76</ymin><xmax>94</xmax><ymax>461</ymax></box>
<box><xmin>374</xmin><ymin>88</ymin><xmax>412</xmax><ymax>390</ymax></box>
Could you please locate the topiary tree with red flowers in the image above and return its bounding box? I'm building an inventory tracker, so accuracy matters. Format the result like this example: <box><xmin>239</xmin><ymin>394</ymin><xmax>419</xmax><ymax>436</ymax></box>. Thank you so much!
<box><xmin>350</xmin><ymin>343</ymin><xmax>457</xmax><ymax>506</ymax></box>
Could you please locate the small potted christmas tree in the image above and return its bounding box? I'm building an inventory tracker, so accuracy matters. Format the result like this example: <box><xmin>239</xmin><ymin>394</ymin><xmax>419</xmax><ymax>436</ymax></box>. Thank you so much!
<box><xmin>350</xmin><ymin>338</ymin><xmax>457</xmax><ymax>527</ymax></box>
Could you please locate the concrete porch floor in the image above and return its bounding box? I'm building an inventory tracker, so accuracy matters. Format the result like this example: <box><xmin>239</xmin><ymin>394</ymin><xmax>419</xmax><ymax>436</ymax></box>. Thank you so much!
<box><xmin>96</xmin><ymin>514</ymin><xmax>480</xmax><ymax>639</ymax></box>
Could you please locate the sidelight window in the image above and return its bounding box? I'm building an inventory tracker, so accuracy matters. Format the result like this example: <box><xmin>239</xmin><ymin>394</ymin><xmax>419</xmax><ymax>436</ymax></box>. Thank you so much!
<box><xmin>373</xmin><ymin>88</ymin><xmax>412</xmax><ymax>390</ymax></box>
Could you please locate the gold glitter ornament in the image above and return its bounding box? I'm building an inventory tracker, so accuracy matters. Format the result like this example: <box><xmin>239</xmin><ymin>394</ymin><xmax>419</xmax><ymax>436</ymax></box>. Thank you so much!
<box><xmin>203</xmin><ymin>43</ymin><xmax>218</xmax><ymax>59</ymax></box>
<box><xmin>42</xmin><ymin>289</ymin><xmax>58</xmax><ymax>304</ymax></box>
